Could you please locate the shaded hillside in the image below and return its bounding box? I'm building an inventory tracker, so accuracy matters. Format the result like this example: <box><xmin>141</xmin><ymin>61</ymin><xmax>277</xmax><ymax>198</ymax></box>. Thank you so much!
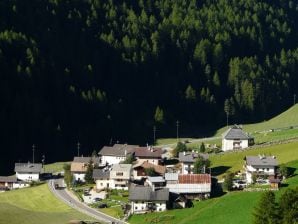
<box><xmin>1</xmin><ymin>0</ymin><xmax>298</xmax><ymax>174</ymax></box>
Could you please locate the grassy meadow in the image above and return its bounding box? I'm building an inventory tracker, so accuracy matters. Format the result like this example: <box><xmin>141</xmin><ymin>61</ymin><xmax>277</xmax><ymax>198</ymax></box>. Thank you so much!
<box><xmin>0</xmin><ymin>183</ymin><xmax>93</xmax><ymax>224</ymax></box>
<box><xmin>129</xmin><ymin>159</ymin><xmax>298</xmax><ymax>224</ymax></box>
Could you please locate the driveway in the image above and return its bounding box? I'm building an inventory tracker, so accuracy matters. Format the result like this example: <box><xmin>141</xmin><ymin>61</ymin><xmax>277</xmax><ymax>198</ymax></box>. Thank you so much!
<box><xmin>48</xmin><ymin>179</ymin><xmax>128</xmax><ymax>224</ymax></box>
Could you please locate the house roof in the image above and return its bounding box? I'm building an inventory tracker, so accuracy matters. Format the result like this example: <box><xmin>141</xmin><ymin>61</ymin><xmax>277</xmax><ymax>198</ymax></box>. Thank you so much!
<box><xmin>222</xmin><ymin>125</ymin><xmax>253</xmax><ymax>140</ymax></box>
<box><xmin>178</xmin><ymin>152</ymin><xmax>209</xmax><ymax>163</ymax></box>
<box><xmin>98</xmin><ymin>144</ymin><xmax>137</xmax><ymax>157</ymax></box>
<box><xmin>147</xmin><ymin>176</ymin><xmax>165</xmax><ymax>183</ymax></box>
<box><xmin>178</xmin><ymin>174</ymin><xmax>211</xmax><ymax>184</ymax></box>
<box><xmin>245</xmin><ymin>156</ymin><xmax>278</xmax><ymax>167</ymax></box>
<box><xmin>93</xmin><ymin>169</ymin><xmax>110</xmax><ymax>179</ymax></box>
<box><xmin>0</xmin><ymin>176</ymin><xmax>17</xmax><ymax>183</ymax></box>
<box><xmin>14</xmin><ymin>163</ymin><xmax>42</xmax><ymax>173</ymax></box>
<box><xmin>73</xmin><ymin>156</ymin><xmax>100</xmax><ymax>164</ymax></box>
<box><xmin>165</xmin><ymin>173</ymin><xmax>179</xmax><ymax>181</ymax></box>
<box><xmin>129</xmin><ymin>185</ymin><xmax>169</xmax><ymax>201</ymax></box>
<box><xmin>133</xmin><ymin>147</ymin><xmax>162</xmax><ymax>158</ymax></box>
<box><xmin>133</xmin><ymin>161</ymin><xmax>166</xmax><ymax>175</ymax></box>
<box><xmin>71</xmin><ymin>162</ymin><xmax>88</xmax><ymax>172</ymax></box>
<box><xmin>111</xmin><ymin>164</ymin><xmax>132</xmax><ymax>172</ymax></box>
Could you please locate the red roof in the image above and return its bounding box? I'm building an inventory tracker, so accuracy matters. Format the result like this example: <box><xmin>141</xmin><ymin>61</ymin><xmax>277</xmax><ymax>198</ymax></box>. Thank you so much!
<box><xmin>134</xmin><ymin>147</ymin><xmax>162</xmax><ymax>158</ymax></box>
<box><xmin>178</xmin><ymin>174</ymin><xmax>211</xmax><ymax>184</ymax></box>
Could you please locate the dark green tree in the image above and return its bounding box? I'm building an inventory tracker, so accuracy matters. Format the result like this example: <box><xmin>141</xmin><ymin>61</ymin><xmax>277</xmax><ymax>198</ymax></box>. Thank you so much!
<box><xmin>279</xmin><ymin>187</ymin><xmax>298</xmax><ymax>224</ymax></box>
<box><xmin>193</xmin><ymin>155</ymin><xmax>210</xmax><ymax>174</ymax></box>
<box><xmin>63</xmin><ymin>163</ymin><xmax>73</xmax><ymax>187</ymax></box>
<box><xmin>223</xmin><ymin>172</ymin><xmax>234</xmax><ymax>191</ymax></box>
<box><xmin>154</xmin><ymin>106</ymin><xmax>164</xmax><ymax>124</ymax></box>
<box><xmin>144</xmin><ymin>167</ymin><xmax>156</xmax><ymax>176</ymax></box>
<box><xmin>185</xmin><ymin>85</ymin><xmax>196</xmax><ymax>101</ymax></box>
<box><xmin>172</xmin><ymin>141</ymin><xmax>187</xmax><ymax>157</ymax></box>
<box><xmin>253</xmin><ymin>191</ymin><xmax>279</xmax><ymax>224</ymax></box>
<box><xmin>199</xmin><ymin>142</ymin><xmax>206</xmax><ymax>153</ymax></box>
<box><xmin>279</xmin><ymin>164</ymin><xmax>289</xmax><ymax>178</ymax></box>
<box><xmin>84</xmin><ymin>159</ymin><xmax>94</xmax><ymax>184</ymax></box>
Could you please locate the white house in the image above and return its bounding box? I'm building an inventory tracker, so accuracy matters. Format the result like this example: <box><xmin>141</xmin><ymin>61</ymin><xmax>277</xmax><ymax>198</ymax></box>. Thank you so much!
<box><xmin>222</xmin><ymin>125</ymin><xmax>254</xmax><ymax>151</ymax></box>
<box><xmin>98</xmin><ymin>144</ymin><xmax>137</xmax><ymax>165</ymax></box>
<box><xmin>145</xmin><ymin>176</ymin><xmax>166</xmax><ymax>191</ymax></box>
<box><xmin>165</xmin><ymin>173</ymin><xmax>211</xmax><ymax>199</ymax></box>
<box><xmin>93</xmin><ymin>168</ymin><xmax>111</xmax><ymax>190</ymax></box>
<box><xmin>71</xmin><ymin>156</ymin><xmax>100</xmax><ymax>182</ymax></box>
<box><xmin>129</xmin><ymin>185</ymin><xmax>169</xmax><ymax>214</ymax></box>
<box><xmin>133</xmin><ymin>146</ymin><xmax>162</xmax><ymax>165</ymax></box>
<box><xmin>93</xmin><ymin>164</ymin><xmax>132</xmax><ymax>190</ymax></box>
<box><xmin>179</xmin><ymin>152</ymin><xmax>209</xmax><ymax>174</ymax></box>
<box><xmin>14</xmin><ymin>163</ymin><xmax>42</xmax><ymax>182</ymax></box>
<box><xmin>0</xmin><ymin>176</ymin><xmax>29</xmax><ymax>190</ymax></box>
<box><xmin>245</xmin><ymin>155</ymin><xmax>278</xmax><ymax>184</ymax></box>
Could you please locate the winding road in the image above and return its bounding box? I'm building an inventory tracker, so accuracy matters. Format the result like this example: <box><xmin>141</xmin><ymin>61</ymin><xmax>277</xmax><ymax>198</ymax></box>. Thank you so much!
<box><xmin>48</xmin><ymin>179</ymin><xmax>128</xmax><ymax>224</ymax></box>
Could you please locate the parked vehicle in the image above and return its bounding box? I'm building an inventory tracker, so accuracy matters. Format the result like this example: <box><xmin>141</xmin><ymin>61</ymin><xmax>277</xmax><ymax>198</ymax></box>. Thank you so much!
<box><xmin>98</xmin><ymin>203</ymin><xmax>108</xmax><ymax>208</ymax></box>
<box><xmin>93</xmin><ymin>197</ymin><xmax>102</xmax><ymax>202</ymax></box>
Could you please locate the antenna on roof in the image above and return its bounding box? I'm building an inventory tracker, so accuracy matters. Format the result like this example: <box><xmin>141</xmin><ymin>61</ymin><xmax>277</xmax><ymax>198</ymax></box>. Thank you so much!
<box><xmin>32</xmin><ymin>144</ymin><xmax>35</xmax><ymax>164</ymax></box>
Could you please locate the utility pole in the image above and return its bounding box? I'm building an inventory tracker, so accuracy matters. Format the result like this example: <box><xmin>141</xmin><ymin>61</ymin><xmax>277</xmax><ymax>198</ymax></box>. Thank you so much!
<box><xmin>77</xmin><ymin>142</ymin><xmax>80</xmax><ymax>157</ymax></box>
<box><xmin>294</xmin><ymin>94</ymin><xmax>296</xmax><ymax>105</ymax></box>
<box><xmin>42</xmin><ymin>155</ymin><xmax>45</xmax><ymax>173</ymax></box>
<box><xmin>153</xmin><ymin>126</ymin><xmax>156</xmax><ymax>145</ymax></box>
<box><xmin>176</xmin><ymin>120</ymin><xmax>179</xmax><ymax>141</ymax></box>
<box><xmin>32</xmin><ymin>144</ymin><xmax>35</xmax><ymax>164</ymax></box>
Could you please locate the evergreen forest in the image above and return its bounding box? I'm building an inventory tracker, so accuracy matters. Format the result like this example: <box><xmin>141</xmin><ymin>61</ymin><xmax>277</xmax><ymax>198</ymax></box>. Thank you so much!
<box><xmin>1</xmin><ymin>0</ymin><xmax>298</xmax><ymax>174</ymax></box>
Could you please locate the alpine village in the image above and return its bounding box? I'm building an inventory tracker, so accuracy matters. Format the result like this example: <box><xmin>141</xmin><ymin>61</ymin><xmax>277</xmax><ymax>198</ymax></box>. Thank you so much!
<box><xmin>1</xmin><ymin>1</ymin><xmax>298</xmax><ymax>224</ymax></box>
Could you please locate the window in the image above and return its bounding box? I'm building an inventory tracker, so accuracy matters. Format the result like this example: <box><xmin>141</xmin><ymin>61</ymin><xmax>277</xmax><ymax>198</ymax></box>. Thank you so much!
<box><xmin>100</xmin><ymin>183</ymin><xmax>103</xmax><ymax>186</ymax></box>
<box><xmin>159</xmin><ymin>208</ymin><xmax>162</xmax><ymax>211</ymax></box>
<box><xmin>267</xmin><ymin>168</ymin><xmax>269</xmax><ymax>171</ymax></box>
<box><xmin>135</xmin><ymin>206</ymin><xmax>138</xmax><ymax>210</ymax></box>
<box><xmin>116</xmin><ymin>172</ymin><xmax>123</xmax><ymax>176</ymax></box>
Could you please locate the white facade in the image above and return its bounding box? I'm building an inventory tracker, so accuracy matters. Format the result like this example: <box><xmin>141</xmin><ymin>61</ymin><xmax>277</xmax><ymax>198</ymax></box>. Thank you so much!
<box><xmin>136</xmin><ymin>158</ymin><xmax>160</xmax><ymax>166</ymax></box>
<box><xmin>131</xmin><ymin>201</ymin><xmax>167</xmax><ymax>214</ymax></box>
<box><xmin>16</xmin><ymin>172</ymin><xmax>40</xmax><ymax>182</ymax></box>
<box><xmin>245</xmin><ymin>165</ymin><xmax>275</xmax><ymax>183</ymax></box>
<box><xmin>95</xmin><ymin>179</ymin><xmax>112</xmax><ymax>189</ymax></box>
<box><xmin>101</xmin><ymin>155</ymin><xmax>125</xmax><ymax>165</ymax></box>
<box><xmin>181</xmin><ymin>162</ymin><xmax>194</xmax><ymax>174</ymax></box>
<box><xmin>13</xmin><ymin>182</ymin><xmax>30</xmax><ymax>189</ymax></box>
<box><xmin>166</xmin><ymin>183</ymin><xmax>211</xmax><ymax>194</ymax></box>
<box><xmin>222</xmin><ymin>139</ymin><xmax>249</xmax><ymax>151</ymax></box>
<box><xmin>73</xmin><ymin>173</ymin><xmax>86</xmax><ymax>182</ymax></box>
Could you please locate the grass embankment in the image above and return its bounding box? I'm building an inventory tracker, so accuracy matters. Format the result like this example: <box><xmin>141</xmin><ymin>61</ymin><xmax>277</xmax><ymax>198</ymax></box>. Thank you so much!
<box><xmin>129</xmin><ymin>159</ymin><xmax>298</xmax><ymax>224</ymax></box>
<box><xmin>157</xmin><ymin>104</ymin><xmax>298</xmax><ymax>147</ymax></box>
<box><xmin>0</xmin><ymin>183</ymin><xmax>93</xmax><ymax>224</ymax></box>
<box><xmin>44</xmin><ymin>162</ymin><xmax>69</xmax><ymax>173</ymax></box>
<box><xmin>210</xmin><ymin>141</ymin><xmax>298</xmax><ymax>178</ymax></box>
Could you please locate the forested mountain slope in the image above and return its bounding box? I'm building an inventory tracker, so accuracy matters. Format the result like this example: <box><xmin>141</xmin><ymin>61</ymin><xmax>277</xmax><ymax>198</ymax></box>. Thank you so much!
<box><xmin>0</xmin><ymin>0</ymin><xmax>298</xmax><ymax>174</ymax></box>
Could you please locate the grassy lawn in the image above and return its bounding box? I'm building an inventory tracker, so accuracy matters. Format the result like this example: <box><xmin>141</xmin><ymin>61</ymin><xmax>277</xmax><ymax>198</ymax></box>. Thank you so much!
<box><xmin>210</xmin><ymin>141</ymin><xmax>298</xmax><ymax>178</ymax></box>
<box><xmin>129</xmin><ymin>159</ymin><xmax>298</xmax><ymax>224</ymax></box>
<box><xmin>44</xmin><ymin>161</ymin><xmax>69</xmax><ymax>173</ymax></box>
<box><xmin>0</xmin><ymin>183</ymin><xmax>93</xmax><ymax>224</ymax></box>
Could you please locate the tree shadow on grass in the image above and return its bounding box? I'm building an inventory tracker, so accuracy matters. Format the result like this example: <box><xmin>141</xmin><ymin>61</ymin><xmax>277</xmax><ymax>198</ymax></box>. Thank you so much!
<box><xmin>211</xmin><ymin>166</ymin><xmax>231</xmax><ymax>176</ymax></box>
<box><xmin>288</xmin><ymin>166</ymin><xmax>297</xmax><ymax>177</ymax></box>
<box><xmin>211</xmin><ymin>177</ymin><xmax>226</xmax><ymax>198</ymax></box>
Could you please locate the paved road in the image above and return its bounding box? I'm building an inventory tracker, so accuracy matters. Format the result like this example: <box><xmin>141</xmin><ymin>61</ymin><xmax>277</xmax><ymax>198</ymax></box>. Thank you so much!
<box><xmin>48</xmin><ymin>179</ymin><xmax>128</xmax><ymax>224</ymax></box>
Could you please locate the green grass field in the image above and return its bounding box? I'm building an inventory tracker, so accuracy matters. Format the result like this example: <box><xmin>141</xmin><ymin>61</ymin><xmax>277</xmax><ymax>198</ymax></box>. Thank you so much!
<box><xmin>210</xmin><ymin>141</ymin><xmax>298</xmax><ymax>178</ymax></box>
<box><xmin>129</xmin><ymin>159</ymin><xmax>298</xmax><ymax>224</ymax></box>
<box><xmin>0</xmin><ymin>183</ymin><xmax>93</xmax><ymax>224</ymax></box>
<box><xmin>157</xmin><ymin>104</ymin><xmax>298</xmax><ymax>147</ymax></box>
<box><xmin>44</xmin><ymin>161</ymin><xmax>70</xmax><ymax>173</ymax></box>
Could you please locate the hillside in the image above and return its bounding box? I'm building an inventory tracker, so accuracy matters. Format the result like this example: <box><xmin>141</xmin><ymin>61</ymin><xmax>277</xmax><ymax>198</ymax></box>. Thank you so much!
<box><xmin>216</xmin><ymin>104</ymin><xmax>298</xmax><ymax>135</ymax></box>
<box><xmin>0</xmin><ymin>184</ymin><xmax>93</xmax><ymax>224</ymax></box>
<box><xmin>1</xmin><ymin>0</ymin><xmax>298</xmax><ymax>175</ymax></box>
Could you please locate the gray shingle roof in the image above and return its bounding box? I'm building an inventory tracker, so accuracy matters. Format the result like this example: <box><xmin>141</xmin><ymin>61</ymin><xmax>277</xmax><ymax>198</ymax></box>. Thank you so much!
<box><xmin>147</xmin><ymin>176</ymin><xmax>165</xmax><ymax>183</ymax></box>
<box><xmin>165</xmin><ymin>173</ymin><xmax>178</xmax><ymax>181</ymax></box>
<box><xmin>129</xmin><ymin>186</ymin><xmax>169</xmax><ymax>201</ymax></box>
<box><xmin>73</xmin><ymin>156</ymin><xmax>100</xmax><ymax>164</ymax></box>
<box><xmin>99</xmin><ymin>144</ymin><xmax>137</xmax><ymax>156</ymax></box>
<box><xmin>134</xmin><ymin>147</ymin><xmax>162</xmax><ymax>158</ymax></box>
<box><xmin>0</xmin><ymin>176</ymin><xmax>17</xmax><ymax>183</ymax></box>
<box><xmin>111</xmin><ymin>164</ymin><xmax>132</xmax><ymax>172</ymax></box>
<box><xmin>222</xmin><ymin>125</ymin><xmax>252</xmax><ymax>140</ymax></box>
<box><xmin>178</xmin><ymin>152</ymin><xmax>209</xmax><ymax>163</ymax></box>
<box><xmin>92</xmin><ymin>169</ymin><xmax>110</xmax><ymax>179</ymax></box>
<box><xmin>245</xmin><ymin>156</ymin><xmax>278</xmax><ymax>166</ymax></box>
<box><xmin>14</xmin><ymin>163</ymin><xmax>42</xmax><ymax>173</ymax></box>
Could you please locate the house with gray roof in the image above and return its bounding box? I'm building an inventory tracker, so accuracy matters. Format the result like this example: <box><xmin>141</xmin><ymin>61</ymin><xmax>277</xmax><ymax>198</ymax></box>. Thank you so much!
<box><xmin>93</xmin><ymin>164</ymin><xmax>132</xmax><ymax>190</ymax></box>
<box><xmin>93</xmin><ymin>169</ymin><xmax>111</xmax><ymax>190</ymax></box>
<box><xmin>98</xmin><ymin>144</ymin><xmax>137</xmax><ymax>165</ymax></box>
<box><xmin>0</xmin><ymin>176</ymin><xmax>29</xmax><ymax>190</ymax></box>
<box><xmin>14</xmin><ymin>163</ymin><xmax>42</xmax><ymax>182</ymax></box>
<box><xmin>129</xmin><ymin>185</ymin><xmax>169</xmax><ymax>214</ymax></box>
<box><xmin>245</xmin><ymin>155</ymin><xmax>278</xmax><ymax>183</ymax></box>
<box><xmin>222</xmin><ymin>125</ymin><xmax>254</xmax><ymax>151</ymax></box>
<box><xmin>179</xmin><ymin>151</ymin><xmax>209</xmax><ymax>174</ymax></box>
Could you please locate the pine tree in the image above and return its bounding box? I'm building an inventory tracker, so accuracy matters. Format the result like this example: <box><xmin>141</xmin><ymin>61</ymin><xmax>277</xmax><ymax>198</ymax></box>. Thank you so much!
<box><xmin>253</xmin><ymin>191</ymin><xmax>279</xmax><ymax>224</ymax></box>
<box><xmin>84</xmin><ymin>159</ymin><xmax>94</xmax><ymax>184</ymax></box>
<box><xmin>154</xmin><ymin>106</ymin><xmax>164</xmax><ymax>124</ymax></box>
<box><xmin>185</xmin><ymin>85</ymin><xmax>196</xmax><ymax>101</ymax></box>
